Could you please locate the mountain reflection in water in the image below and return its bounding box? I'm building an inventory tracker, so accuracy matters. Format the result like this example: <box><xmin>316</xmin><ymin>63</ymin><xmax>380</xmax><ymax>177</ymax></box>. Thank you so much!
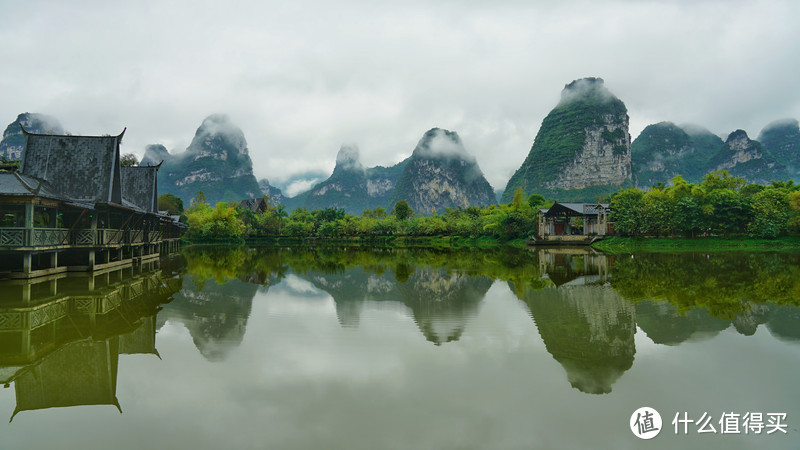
<box><xmin>1</xmin><ymin>245</ymin><xmax>799</xmax><ymax>426</ymax></box>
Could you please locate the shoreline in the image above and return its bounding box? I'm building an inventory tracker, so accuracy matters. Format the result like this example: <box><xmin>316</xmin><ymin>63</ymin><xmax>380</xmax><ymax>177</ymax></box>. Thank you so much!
<box><xmin>591</xmin><ymin>236</ymin><xmax>800</xmax><ymax>253</ymax></box>
<box><xmin>180</xmin><ymin>235</ymin><xmax>800</xmax><ymax>253</ymax></box>
<box><xmin>182</xmin><ymin>235</ymin><xmax>528</xmax><ymax>249</ymax></box>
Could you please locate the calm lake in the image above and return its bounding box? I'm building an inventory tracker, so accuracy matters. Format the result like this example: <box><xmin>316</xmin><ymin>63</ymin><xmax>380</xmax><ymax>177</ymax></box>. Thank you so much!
<box><xmin>1</xmin><ymin>246</ymin><xmax>799</xmax><ymax>449</ymax></box>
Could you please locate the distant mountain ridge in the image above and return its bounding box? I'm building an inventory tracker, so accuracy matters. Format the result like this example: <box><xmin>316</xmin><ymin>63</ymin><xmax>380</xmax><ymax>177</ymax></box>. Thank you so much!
<box><xmin>631</xmin><ymin>120</ymin><xmax>797</xmax><ymax>186</ymax></box>
<box><xmin>297</xmin><ymin>145</ymin><xmax>409</xmax><ymax>214</ymax></box>
<box><xmin>4</xmin><ymin>97</ymin><xmax>798</xmax><ymax>212</ymax></box>
<box><xmin>631</xmin><ymin>122</ymin><xmax>723</xmax><ymax>185</ymax></box>
<box><xmin>283</xmin><ymin>128</ymin><xmax>495</xmax><ymax>215</ymax></box>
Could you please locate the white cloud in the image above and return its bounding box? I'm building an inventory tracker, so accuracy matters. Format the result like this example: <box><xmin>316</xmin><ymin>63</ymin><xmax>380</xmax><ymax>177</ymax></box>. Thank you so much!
<box><xmin>2</xmin><ymin>0</ymin><xmax>799</xmax><ymax>192</ymax></box>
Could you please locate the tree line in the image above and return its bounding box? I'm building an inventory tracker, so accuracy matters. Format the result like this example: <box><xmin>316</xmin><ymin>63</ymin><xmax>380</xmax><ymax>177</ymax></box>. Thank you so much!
<box><xmin>610</xmin><ymin>171</ymin><xmax>800</xmax><ymax>238</ymax></box>
<box><xmin>161</xmin><ymin>170</ymin><xmax>800</xmax><ymax>241</ymax></box>
<box><xmin>170</xmin><ymin>188</ymin><xmax>545</xmax><ymax>242</ymax></box>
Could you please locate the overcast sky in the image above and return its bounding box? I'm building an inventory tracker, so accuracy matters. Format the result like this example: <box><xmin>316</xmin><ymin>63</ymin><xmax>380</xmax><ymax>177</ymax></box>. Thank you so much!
<box><xmin>2</xmin><ymin>0</ymin><xmax>799</xmax><ymax>193</ymax></box>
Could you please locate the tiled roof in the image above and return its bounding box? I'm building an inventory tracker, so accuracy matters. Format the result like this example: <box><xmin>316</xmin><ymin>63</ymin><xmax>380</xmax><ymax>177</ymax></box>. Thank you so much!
<box><xmin>0</xmin><ymin>172</ymin><xmax>64</xmax><ymax>199</ymax></box>
<box><xmin>121</xmin><ymin>165</ymin><xmax>158</xmax><ymax>213</ymax></box>
<box><xmin>20</xmin><ymin>129</ymin><xmax>124</xmax><ymax>204</ymax></box>
<box><xmin>544</xmin><ymin>202</ymin><xmax>610</xmax><ymax>216</ymax></box>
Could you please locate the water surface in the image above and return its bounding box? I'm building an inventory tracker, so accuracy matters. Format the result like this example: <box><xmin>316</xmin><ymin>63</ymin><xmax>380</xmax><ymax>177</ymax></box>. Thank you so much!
<box><xmin>1</xmin><ymin>247</ymin><xmax>798</xmax><ymax>449</ymax></box>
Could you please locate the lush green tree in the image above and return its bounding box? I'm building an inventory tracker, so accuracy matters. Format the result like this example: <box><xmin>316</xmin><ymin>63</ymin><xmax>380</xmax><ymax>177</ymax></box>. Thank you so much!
<box><xmin>673</xmin><ymin>196</ymin><xmax>705</xmax><ymax>237</ymax></box>
<box><xmin>362</xmin><ymin>206</ymin><xmax>387</xmax><ymax>219</ymax></box>
<box><xmin>701</xmin><ymin>170</ymin><xmax>746</xmax><ymax>192</ymax></box>
<box><xmin>528</xmin><ymin>194</ymin><xmax>546</xmax><ymax>209</ymax></box>
<box><xmin>641</xmin><ymin>189</ymin><xmax>676</xmax><ymax>236</ymax></box>
<box><xmin>707</xmin><ymin>189</ymin><xmax>751</xmax><ymax>237</ymax></box>
<box><xmin>120</xmin><ymin>153</ymin><xmax>139</xmax><ymax>167</ymax></box>
<box><xmin>789</xmin><ymin>191</ymin><xmax>800</xmax><ymax>231</ymax></box>
<box><xmin>185</xmin><ymin>202</ymin><xmax>245</xmax><ymax>238</ymax></box>
<box><xmin>393</xmin><ymin>200</ymin><xmax>412</xmax><ymax>220</ymax></box>
<box><xmin>158</xmin><ymin>193</ymin><xmax>184</xmax><ymax>215</ymax></box>
<box><xmin>609</xmin><ymin>188</ymin><xmax>645</xmax><ymax>236</ymax></box>
<box><xmin>510</xmin><ymin>187</ymin><xmax>526</xmax><ymax>210</ymax></box>
<box><xmin>191</xmin><ymin>191</ymin><xmax>209</xmax><ymax>207</ymax></box>
<box><xmin>748</xmin><ymin>189</ymin><xmax>790</xmax><ymax>238</ymax></box>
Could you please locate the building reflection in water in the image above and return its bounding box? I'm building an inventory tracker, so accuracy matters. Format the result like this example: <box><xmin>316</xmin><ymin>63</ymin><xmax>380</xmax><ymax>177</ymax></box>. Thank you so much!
<box><xmin>0</xmin><ymin>258</ymin><xmax>183</xmax><ymax>421</ymax></box>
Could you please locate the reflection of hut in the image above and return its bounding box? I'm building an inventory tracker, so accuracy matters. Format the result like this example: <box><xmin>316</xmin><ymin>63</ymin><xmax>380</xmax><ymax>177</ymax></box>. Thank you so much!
<box><xmin>10</xmin><ymin>337</ymin><xmax>121</xmax><ymax>421</ymax></box>
<box><xmin>537</xmin><ymin>248</ymin><xmax>609</xmax><ymax>286</ymax></box>
<box><xmin>535</xmin><ymin>202</ymin><xmax>610</xmax><ymax>245</ymax></box>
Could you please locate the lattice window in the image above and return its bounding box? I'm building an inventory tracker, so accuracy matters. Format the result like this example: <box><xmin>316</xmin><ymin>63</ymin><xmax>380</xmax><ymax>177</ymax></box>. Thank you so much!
<box><xmin>0</xmin><ymin>313</ymin><xmax>22</xmax><ymax>329</ymax></box>
<box><xmin>74</xmin><ymin>297</ymin><xmax>95</xmax><ymax>313</ymax></box>
<box><xmin>72</xmin><ymin>230</ymin><xmax>96</xmax><ymax>245</ymax></box>
<box><xmin>0</xmin><ymin>229</ymin><xmax>24</xmax><ymax>246</ymax></box>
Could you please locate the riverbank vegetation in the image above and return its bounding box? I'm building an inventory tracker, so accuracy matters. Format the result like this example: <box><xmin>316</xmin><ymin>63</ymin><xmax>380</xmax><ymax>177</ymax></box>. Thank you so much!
<box><xmin>181</xmin><ymin>187</ymin><xmax>546</xmax><ymax>244</ymax></box>
<box><xmin>610</xmin><ymin>171</ymin><xmax>800</xmax><ymax>239</ymax></box>
<box><xmin>172</xmin><ymin>170</ymin><xmax>800</xmax><ymax>246</ymax></box>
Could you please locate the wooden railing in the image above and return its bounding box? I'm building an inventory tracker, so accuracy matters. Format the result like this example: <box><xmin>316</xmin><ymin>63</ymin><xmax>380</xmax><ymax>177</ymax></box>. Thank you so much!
<box><xmin>0</xmin><ymin>228</ymin><xmax>25</xmax><ymax>246</ymax></box>
<box><xmin>32</xmin><ymin>229</ymin><xmax>70</xmax><ymax>247</ymax></box>
<box><xmin>0</xmin><ymin>227</ymin><xmax>166</xmax><ymax>248</ymax></box>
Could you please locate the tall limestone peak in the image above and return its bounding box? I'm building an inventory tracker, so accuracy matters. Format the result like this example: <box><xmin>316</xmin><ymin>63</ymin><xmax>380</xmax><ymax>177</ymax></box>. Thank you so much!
<box><xmin>333</xmin><ymin>144</ymin><xmax>365</xmax><ymax>174</ymax></box>
<box><xmin>304</xmin><ymin>144</ymin><xmax>369</xmax><ymax>213</ymax></box>
<box><xmin>390</xmin><ymin>128</ymin><xmax>495</xmax><ymax>215</ymax></box>
<box><xmin>758</xmin><ymin>118</ymin><xmax>800</xmax><ymax>179</ymax></box>
<box><xmin>154</xmin><ymin>114</ymin><xmax>261</xmax><ymax>204</ymax></box>
<box><xmin>187</xmin><ymin>114</ymin><xmax>249</xmax><ymax>161</ymax></box>
<box><xmin>140</xmin><ymin>144</ymin><xmax>171</xmax><ymax>166</ymax></box>
<box><xmin>0</xmin><ymin>113</ymin><xmax>65</xmax><ymax>160</ymax></box>
<box><xmin>502</xmin><ymin>77</ymin><xmax>631</xmax><ymax>202</ymax></box>
<box><xmin>411</xmin><ymin>128</ymin><xmax>472</xmax><ymax>160</ymax></box>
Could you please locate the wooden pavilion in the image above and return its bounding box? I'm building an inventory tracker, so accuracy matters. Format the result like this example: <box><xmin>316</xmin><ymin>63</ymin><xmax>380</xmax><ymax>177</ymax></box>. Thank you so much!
<box><xmin>0</xmin><ymin>128</ymin><xmax>184</xmax><ymax>278</ymax></box>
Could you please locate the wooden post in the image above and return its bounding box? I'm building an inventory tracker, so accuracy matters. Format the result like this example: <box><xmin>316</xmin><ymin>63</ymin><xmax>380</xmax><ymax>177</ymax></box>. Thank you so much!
<box><xmin>22</xmin><ymin>252</ymin><xmax>32</xmax><ymax>274</ymax></box>
<box><xmin>24</xmin><ymin>203</ymin><xmax>34</xmax><ymax>247</ymax></box>
<box><xmin>22</xmin><ymin>283</ymin><xmax>31</xmax><ymax>304</ymax></box>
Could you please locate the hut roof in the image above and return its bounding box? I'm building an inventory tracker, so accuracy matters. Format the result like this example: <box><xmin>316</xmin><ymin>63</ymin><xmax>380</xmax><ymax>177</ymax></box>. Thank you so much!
<box><xmin>544</xmin><ymin>202</ymin><xmax>609</xmax><ymax>217</ymax></box>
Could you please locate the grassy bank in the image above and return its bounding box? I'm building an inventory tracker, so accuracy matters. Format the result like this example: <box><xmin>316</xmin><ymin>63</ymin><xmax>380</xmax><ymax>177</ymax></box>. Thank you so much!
<box><xmin>592</xmin><ymin>236</ymin><xmax>800</xmax><ymax>253</ymax></box>
<box><xmin>183</xmin><ymin>235</ymin><xmax>527</xmax><ymax>249</ymax></box>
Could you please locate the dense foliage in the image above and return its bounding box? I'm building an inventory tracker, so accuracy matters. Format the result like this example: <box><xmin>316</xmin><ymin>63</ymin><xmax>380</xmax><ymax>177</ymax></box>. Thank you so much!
<box><xmin>183</xmin><ymin>170</ymin><xmax>800</xmax><ymax>242</ymax></box>
<box><xmin>610</xmin><ymin>171</ymin><xmax>800</xmax><ymax>238</ymax></box>
<box><xmin>184</xmin><ymin>187</ymin><xmax>541</xmax><ymax>242</ymax></box>
<box><xmin>158</xmin><ymin>193</ymin><xmax>184</xmax><ymax>215</ymax></box>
